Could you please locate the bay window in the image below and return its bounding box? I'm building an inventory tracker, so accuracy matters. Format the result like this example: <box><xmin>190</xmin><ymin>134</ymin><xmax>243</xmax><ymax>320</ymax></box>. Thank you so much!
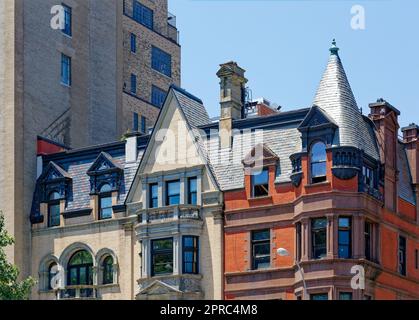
<box><xmin>166</xmin><ymin>180</ymin><xmax>180</xmax><ymax>206</ymax></box>
<box><xmin>151</xmin><ymin>238</ymin><xmax>173</xmax><ymax>276</ymax></box>
<box><xmin>311</xmin><ymin>218</ymin><xmax>327</xmax><ymax>259</ymax></box>
<box><xmin>338</xmin><ymin>217</ymin><xmax>352</xmax><ymax>259</ymax></box>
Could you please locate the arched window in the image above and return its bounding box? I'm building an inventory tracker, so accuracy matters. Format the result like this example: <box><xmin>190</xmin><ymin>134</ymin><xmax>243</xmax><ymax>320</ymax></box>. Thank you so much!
<box><xmin>99</xmin><ymin>184</ymin><xmax>113</xmax><ymax>220</ymax></box>
<box><xmin>102</xmin><ymin>256</ymin><xmax>114</xmax><ymax>285</ymax></box>
<box><xmin>310</xmin><ymin>142</ymin><xmax>327</xmax><ymax>184</ymax></box>
<box><xmin>48</xmin><ymin>191</ymin><xmax>61</xmax><ymax>227</ymax></box>
<box><xmin>67</xmin><ymin>250</ymin><xmax>93</xmax><ymax>286</ymax></box>
<box><xmin>48</xmin><ymin>262</ymin><xmax>58</xmax><ymax>290</ymax></box>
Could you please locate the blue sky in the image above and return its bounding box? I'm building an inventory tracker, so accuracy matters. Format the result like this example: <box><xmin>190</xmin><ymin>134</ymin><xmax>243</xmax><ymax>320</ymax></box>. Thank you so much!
<box><xmin>169</xmin><ymin>0</ymin><xmax>419</xmax><ymax>130</ymax></box>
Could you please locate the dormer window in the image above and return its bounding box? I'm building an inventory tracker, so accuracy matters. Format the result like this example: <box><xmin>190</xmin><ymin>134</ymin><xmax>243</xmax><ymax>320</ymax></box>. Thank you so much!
<box><xmin>252</xmin><ymin>169</ymin><xmax>269</xmax><ymax>198</ymax></box>
<box><xmin>48</xmin><ymin>191</ymin><xmax>61</xmax><ymax>227</ymax></box>
<box><xmin>310</xmin><ymin>142</ymin><xmax>327</xmax><ymax>184</ymax></box>
<box><xmin>166</xmin><ymin>180</ymin><xmax>180</xmax><ymax>206</ymax></box>
<box><xmin>99</xmin><ymin>184</ymin><xmax>113</xmax><ymax>220</ymax></box>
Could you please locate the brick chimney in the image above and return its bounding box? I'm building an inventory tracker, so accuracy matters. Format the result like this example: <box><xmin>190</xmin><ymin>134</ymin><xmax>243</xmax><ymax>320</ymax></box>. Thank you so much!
<box><xmin>369</xmin><ymin>98</ymin><xmax>400</xmax><ymax>212</ymax></box>
<box><xmin>217</xmin><ymin>62</ymin><xmax>248</xmax><ymax>149</ymax></box>
<box><xmin>401</xmin><ymin>123</ymin><xmax>419</xmax><ymax>224</ymax></box>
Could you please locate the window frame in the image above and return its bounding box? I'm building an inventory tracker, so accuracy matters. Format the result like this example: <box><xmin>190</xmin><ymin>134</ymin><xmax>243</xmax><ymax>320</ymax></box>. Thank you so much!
<box><xmin>130</xmin><ymin>73</ymin><xmax>137</xmax><ymax>95</ymax></box>
<box><xmin>48</xmin><ymin>191</ymin><xmax>61</xmax><ymax>228</ymax></box>
<box><xmin>99</xmin><ymin>184</ymin><xmax>113</xmax><ymax>220</ymax></box>
<box><xmin>338</xmin><ymin>217</ymin><xmax>352</xmax><ymax>259</ymax></box>
<box><xmin>67</xmin><ymin>251</ymin><xmax>94</xmax><ymax>286</ymax></box>
<box><xmin>251</xmin><ymin>168</ymin><xmax>269</xmax><ymax>198</ymax></box>
<box><xmin>182</xmin><ymin>236</ymin><xmax>199</xmax><ymax>274</ymax></box>
<box><xmin>310</xmin><ymin>293</ymin><xmax>328</xmax><ymax>300</ymax></box>
<box><xmin>339</xmin><ymin>292</ymin><xmax>353</xmax><ymax>300</ymax></box>
<box><xmin>133</xmin><ymin>1</ymin><xmax>154</xmax><ymax>30</ymax></box>
<box><xmin>251</xmin><ymin>229</ymin><xmax>271</xmax><ymax>270</ymax></box>
<box><xmin>296</xmin><ymin>222</ymin><xmax>302</xmax><ymax>262</ymax></box>
<box><xmin>310</xmin><ymin>141</ymin><xmax>327</xmax><ymax>184</ymax></box>
<box><xmin>102</xmin><ymin>256</ymin><xmax>114</xmax><ymax>285</ymax></box>
<box><xmin>133</xmin><ymin>112</ymin><xmax>139</xmax><ymax>132</ymax></box>
<box><xmin>149</xmin><ymin>183</ymin><xmax>159</xmax><ymax>209</ymax></box>
<box><xmin>151</xmin><ymin>46</ymin><xmax>172</xmax><ymax>78</ymax></box>
<box><xmin>151</xmin><ymin>85</ymin><xmax>167</xmax><ymax>108</ymax></box>
<box><xmin>166</xmin><ymin>180</ymin><xmax>180</xmax><ymax>206</ymax></box>
<box><xmin>311</xmin><ymin>218</ymin><xmax>327</xmax><ymax>260</ymax></box>
<box><xmin>398</xmin><ymin>235</ymin><xmax>407</xmax><ymax>276</ymax></box>
<box><xmin>61</xmin><ymin>53</ymin><xmax>72</xmax><ymax>86</ymax></box>
<box><xmin>62</xmin><ymin>4</ymin><xmax>72</xmax><ymax>37</ymax></box>
<box><xmin>151</xmin><ymin>238</ymin><xmax>174</xmax><ymax>277</ymax></box>
<box><xmin>187</xmin><ymin>177</ymin><xmax>198</xmax><ymax>205</ymax></box>
<box><xmin>130</xmin><ymin>33</ymin><xmax>137</xmax><ymax>53</ymax></box>
<box><xmin>141</xmin><ymin>116</ymin><xmax>147</xmax><ymax>134</ymax></box>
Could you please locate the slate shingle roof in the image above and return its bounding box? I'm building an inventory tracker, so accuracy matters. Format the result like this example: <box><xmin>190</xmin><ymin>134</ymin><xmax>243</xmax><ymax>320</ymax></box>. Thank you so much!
<box><xmin>31</xmin><ymin>139</ymin><xmax>146</xmax><ymax>217</ymax></box>
<box><xmin>398</xmin><ymin>142</ymin><xmax>416</xmax><ymax>205</ymax></box>
<box><xmin>313</xmin><ymin>49</ymin><xmax>380</xmax><ymax>160</ymax></box>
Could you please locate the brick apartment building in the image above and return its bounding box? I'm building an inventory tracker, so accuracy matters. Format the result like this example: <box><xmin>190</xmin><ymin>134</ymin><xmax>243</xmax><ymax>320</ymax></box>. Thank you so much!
<box><xmin>223</xmin><ymin>42</ymin><xmax>419</xmax><ymax>300</ymax></box>
<box><xmin>0</xmin><ymin>0</ymin><xmax>180</xmax><ymax>279</ymax></box>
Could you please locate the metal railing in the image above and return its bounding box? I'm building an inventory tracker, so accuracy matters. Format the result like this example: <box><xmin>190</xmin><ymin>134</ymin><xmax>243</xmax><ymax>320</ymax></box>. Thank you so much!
<box><xmin>58</xmin><ymin>286</ymin><xmax>97</xmax><ymax>300</ymax></box>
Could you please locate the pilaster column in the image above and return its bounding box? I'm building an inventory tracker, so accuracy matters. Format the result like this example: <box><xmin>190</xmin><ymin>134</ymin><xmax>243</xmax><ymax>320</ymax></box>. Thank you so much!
<box><xmin>301</xmin><ymin>218</ymin><xmax>310</xmax><ymax>261</ymax></box>
<box><xmin>142</xmin><ymin>239</ymin><xmax>149</xmax><ymax>278</ymax></box>
<box><xmin>353</xmin><ymin>213</ymin><xmax>364</xmax><ymax>259</ymax></box>
<box><xmin>326</xmin><ymin>215</ymin><xmax>335</xmax><ymax>259</ymax></box>
<box><xmin>173</xmin><ymin>236</ymin><xmax>181</xmax><ymax>275</ymax></box>
<box><xmin>180</xmin><ymin>174</ymin><xmax>186</xmax><ymax>205</ymax></box>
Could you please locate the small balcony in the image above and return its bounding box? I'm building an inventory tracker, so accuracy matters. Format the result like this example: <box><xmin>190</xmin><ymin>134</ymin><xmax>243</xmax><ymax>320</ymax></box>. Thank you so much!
<box><xmin>167</xmin><ymin>12</ymin><xmax>179</xmax><ymax>44</ymax></box>
<box><xmin>140</xmin><ymin>205</ymin><xmax>201</xmax><ymax>224</ymax></box>
<box><xmin>58</xmin><ymin>286</ymin><xmax>98</xmax><ymax>300</ymax></box>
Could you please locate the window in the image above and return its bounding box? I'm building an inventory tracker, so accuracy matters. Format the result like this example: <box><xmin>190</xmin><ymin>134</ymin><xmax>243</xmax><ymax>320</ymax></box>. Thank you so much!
<box><xmin>48</xmin><ymin>263</ymin><xmax>58</xmax><ymax>290</ymax></box>
<box><xmin>310</xmin><ymin>293</ymin><xmax>328</xmax><ymax>300</ymax></box>
<box><xmin>67</xmin><ymin>251</ymin><xmax>93</xmax><ymax>286</ymax></box>
<box><xmin>151</xmin><ymin>85</ymin><xmax>167</xmax><ymax>108</ymax></box>
<box><xmin>149</xmin><ymin>183</ymin><xmax>158</xmax><ymax>208</ymax></box>
<box><xmin>339</xmin><ymin>292</ymin><xmax>353</xmax><ymax>300</ymax></box>
<box><xmin>48</xmin><ymin>191</ymin><xmax>61</xmax><ymax>227</ymax></box>
<box><xmin>365</xmin><ymin>221</ymin><xmax>372</xmax><ymax>260</ymax></box>
<box><xmin>338</xmin><ymin>217</ymin><xmax>352</xmax><ymax>259</ymax></box>
<box><xmin>133</xmin><ymin>1</ymin><xmax>153</xmax><ymax>30</ymax></box>
<box><xmin>61</xmin><ymin>54</ymin><xmax>71</xmax><ymax>86</ymax></box>
<box><xmin>166</xmin><ymin>180</ymin><xmax>180</xmax><ymax>206</ymax></box>
<box><xmin>398</xmin><ymin>235</ymin><xmax>407</xmax><ymax>276</ymax></box>
<box><xmin>183</xmin><ymin>236</ymin><xmax>199</xmax><ymax>274</ymax></box>
<box><xmin>416</xmin><ymin>249</ymin><xmax>419</xmax><ymax>270</ymax></box>
<box><xmin>102</xmin><ymin>256</ymin><xmax>114</xmax><ymax>285</ymax></box>
<box><xmin>130</xmin><ymin>33</ymin><xmax>137</xmax><ymax>53</ymax></box>
<box><xmin>99</xmin><ymin>184</ymin><xmax>113</xmax><ymax>220</ymax></box>
<box><xmin>296</xmin><ymin>222</ymin><xmax>302</xmax><ymax>262</ymax></box>
<box><xmin>130</xmin><ymin>74</ymin><xmax>137</xmax><ymax>94</ymax></box>
<box><xmin>151</xmin><ymin>238</ymin><xmax>173</xmax><ymax>276</ymax></box>
<box><xmin>188</xmin><ymin>177</ymin><xmax>198</xmax><ymax>205</ymax></box>
<box><xmin>152</xmin><ymin>46</ymin><xmax>172</xmax><ymax>77</ymax></box>
<box><xmin>312</xmin><ymin>218</ymin><xmax>327</xmax><ymax>259</ymax></box>
<box><xmin>133</xmin><ymin>112</ymin><xmax>139</xmax><ymax>132</ymax></box>
<box><xmin>252</xmin><ymin>230</ymin><xmax>270</xmax><ymax>270</ymax></box>
<box><xmin>310</xmin><ymin>142</ymin><xmax>327</xmax><ymax>184</ymax></box>
<box><xmin>363</xmin><ymin>165</ymin><xmax>375</xmax><ymax>189</ymax></box>
<box><xmin>251</xmin><ymin>169</ymin><xmax>269</xmax><ymax>198</ymax></box>
<box><xmin>141</xmin><ymin>116</ymin><xmax>147</xmax><ymax>133</ymax></box>
<box><xmin>62</xmin><ymin>4</ymin><xmax>72</xmax><ymax>36</ymax></box>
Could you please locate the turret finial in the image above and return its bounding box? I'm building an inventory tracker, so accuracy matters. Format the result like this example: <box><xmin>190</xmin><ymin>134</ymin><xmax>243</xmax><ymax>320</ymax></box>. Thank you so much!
<box><xmin>330</xmin><ymin>39</ymin><xmax>340</xmax><ymax>56</ymax></box>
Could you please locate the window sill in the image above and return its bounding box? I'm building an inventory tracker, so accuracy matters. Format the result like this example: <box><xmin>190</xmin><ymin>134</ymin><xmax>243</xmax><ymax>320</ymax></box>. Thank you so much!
<box><xmin>60</xmin><ymin>82</ymin><xmax>71</xmax><ymax>88</ymax></box>
<box><xmin>97</xmin><ymin>283</ymin><xmax>119</xmax><ymax>289</ymax></box>
<box><xmin>248</xmin><ymin>195</ymin><xmax>272</xmax><ymax>202</ymax></box>
<box><xmin>304</xmin><ymin>181</ymin><xmax>331</xmax><ymax>189</ymax></box>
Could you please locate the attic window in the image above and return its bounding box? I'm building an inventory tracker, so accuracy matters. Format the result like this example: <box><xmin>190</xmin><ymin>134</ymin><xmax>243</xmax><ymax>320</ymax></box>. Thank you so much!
<box><xmin>252</xmin><ymin>169</ymin><xmax>269</xmax><ymax>198</ymax></box>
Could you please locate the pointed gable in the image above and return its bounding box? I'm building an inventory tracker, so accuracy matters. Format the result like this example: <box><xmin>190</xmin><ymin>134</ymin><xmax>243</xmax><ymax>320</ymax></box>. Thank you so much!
<box><xmin>87</xmin><ymin>152</ymin><xmax>123</xmax><ymax>176</ymax></box>
<box><xmin>313</xmin><ymin>40</ymin><xmax>380</xmax><ymax>160</ymax></box>
<box><xmin>298</xmin><ymin>105</ymin><xmax>338</xmax><ymax>130</ymax></box>
<box><xmin>39</xmin><ymin>161</ymin><xmax>71</xmax><ymax>183</ymax></box>
<box><xmin>242</xmin><ymin>143</ymin><xmax>279</xmax><ymax>169</ymax></box>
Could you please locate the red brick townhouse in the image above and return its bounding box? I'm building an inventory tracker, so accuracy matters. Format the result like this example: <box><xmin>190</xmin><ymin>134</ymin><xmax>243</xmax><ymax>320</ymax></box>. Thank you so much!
<box><xmin>212</xmin><ymin>42</ymin><xmax>419</xmax><ymax>300</ymax></box>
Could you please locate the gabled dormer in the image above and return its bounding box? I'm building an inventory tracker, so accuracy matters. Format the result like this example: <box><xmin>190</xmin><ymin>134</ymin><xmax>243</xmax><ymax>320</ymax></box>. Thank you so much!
<box><xmin>242</xmin><ymin>144</ymin><xmax>279</xmax><ymax>199</ymax></box>
<box><xmin>87</xmin><ymin>152</ymin><xmax>123</xmax><ymax>194</ymax></box>
<box><xmin>298</xmin><ymin>105</ymin><xmax>338</xmax><ymax>151</ymax></box>
<box><xmin>39</xmin><ymin>161</ymin><xmax>72</xmax><ymax>202</ymax></box>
